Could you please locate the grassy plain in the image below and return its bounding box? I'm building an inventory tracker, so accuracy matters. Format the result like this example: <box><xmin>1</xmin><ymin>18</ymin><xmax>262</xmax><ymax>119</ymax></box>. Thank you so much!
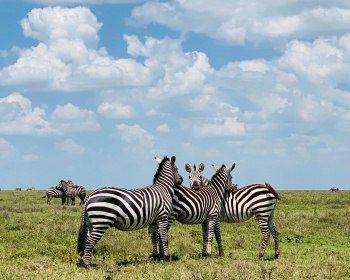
<box><xmin>0</xmin><ymin>190</ymin><xmax>349</xmax><ymax>280</ymax></box>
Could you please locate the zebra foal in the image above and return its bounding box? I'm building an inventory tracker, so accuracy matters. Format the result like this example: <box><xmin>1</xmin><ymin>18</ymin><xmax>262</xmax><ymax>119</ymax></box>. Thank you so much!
<box><xmin>76</xmin><ymin>156</ymin><xmax>183</xmax><ymax>267</ymax></box>
<box><xmin>188</xmin><ymin>163</ymin><xmax>281</xmax><ymax>259</ymax></box>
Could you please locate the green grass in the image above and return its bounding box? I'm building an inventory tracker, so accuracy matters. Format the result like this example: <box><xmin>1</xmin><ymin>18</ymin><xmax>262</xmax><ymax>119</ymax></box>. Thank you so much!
<box><xmin>0</xmin><ymin>190</ymin><xmax>349</xmax><ymax>279</ymax></box>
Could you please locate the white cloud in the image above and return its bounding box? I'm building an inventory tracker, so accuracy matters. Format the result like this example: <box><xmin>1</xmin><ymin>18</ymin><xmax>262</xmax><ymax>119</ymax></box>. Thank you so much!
<box><xmin>116</xmin><ymin>123</ymin><xmax>155</xmax><ymax>148</ymax></box>
<box><xmin>193</xmin><ymin>117</ymin><xmax>245</xmax><ymax>137</ymax></box>
<box><xmin>0</xmin><ymin>93</ymin><xmax>56</xmax><ymax>135</ymax></box>
<box><xmin>0</xmin><ymin>138</ymin><xmax>17</xmax><ymax>158</ymax></box>
<box><xmin>129</xmin><ymin>1</ymin><xmax>350</xmax><ymax>45</ymax></box>
<box><xmin>98</xmin><ymin>102</ymin><xmax>134</xmax><ymax>119</ymax></box>
<box><xmin>156</xmin><ymin>124</ymin><xmax>170</xmax><ymax>133</ymax></box>
<box><xmin>57</xmin><ymin>138</ymin><xmax>85</xmax><ymax>153</ymax></box>
<box><xmin>51</xmin><ymin>103</ymin><xmax>100</xmax><ymax>133</ymax></box>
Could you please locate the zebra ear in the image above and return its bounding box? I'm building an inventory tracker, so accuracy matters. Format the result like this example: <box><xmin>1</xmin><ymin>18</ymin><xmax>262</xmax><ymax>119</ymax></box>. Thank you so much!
<box><xmin>171</xmin><ymin>156</ymin><xmax>176</xmax><ymax>164</ymax></box>
<box><xmin>211</xmin><ymin>164</ymin><xmax>219</xmax><ymax>172</ymax></box>
<box><xmin>154</xmin><ymin>157</ymin><xmax>162</xmax><ymax>165</ymax></box>
<box><xmin>185</xmin><ymin>163</ymin><xmax>192</xmax><ymax>173</ymax></box>
<box><xmin>199</xmin><ymin>163</ymin><xmax>205</xmax><ymax>172</ymax></box>
<box><xmin>229</xmin><ymin>163</ymin><xmax>236</xmax><ymax>172</ymax></box>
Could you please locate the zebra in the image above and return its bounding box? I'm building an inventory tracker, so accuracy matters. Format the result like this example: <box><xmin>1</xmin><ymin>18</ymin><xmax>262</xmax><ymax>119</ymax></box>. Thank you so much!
<box><xmin>15</xmin><ymin>187</ymin><xmax>21</xmax><ymax>191</ymax></box>
<box><xmin>152</xmin><ymin>158</ymin><xmax>234</xmax><ymax>258</ymax></box>
<box><xmin>26</xmin><ymin>187</ymin><xmax>35</xmax><ymax>191</ymax></box>
<box><xmin>330</xmin><ymin>187</ymin><xmax>339</xmax><ymax>192</ymax></box>
<box><xmin>185</xmin><ymin>163</ymin><xmax>237</xmax><ymax>191</ymax></box>
<box><xmin>55</xmin><ymin>180</ymin><xmax>86</xmax><ymax>206</ymax></box>
<box><xmin>188</xmin><ymin>163</ymin><xmax>281</xmax><ymax>259</ymax></box>
<box><xmin>76</xmin><ymin>156</ymin><xmax>183</xmax><ymax>267</ymax></box>
<box><xmin>41</xmin><ymin>187</ymin><xmax>64</xmax><ymax>204</ymax></box>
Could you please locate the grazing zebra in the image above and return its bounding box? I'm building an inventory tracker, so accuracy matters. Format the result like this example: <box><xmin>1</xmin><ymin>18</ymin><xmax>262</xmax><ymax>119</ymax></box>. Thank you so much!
<box><xmin>26</xmin><ymin>187</ymin><xmax>35</xmax><ymax>191</ymax></box>
<box><xmin>153</xmin><ymin>158</ymin><xmax>234</xmax><ymax>258</ymax></box>
<box><xmin>41</xmin><ymin>187</ymin><xmax>63</xmax><ymax>204</ymax></box>
<box><xmin>55</xmin><ymin>180</ymin><xmax>86</xmax><ymax>206</ymax></box>
<box><xmin>188</xmin><ymin>163</ymin><xmax>281</xmax><ymax>259</ymax></box>
<box><xmin>76</xmin><ymin>156</ymin><xmax>183</xmax><ymax>267</ymax></box>
<box><xmin>15</xmin><ymin>187</ymin><xmax>21</xmax><ymax>191</ymax></box>
<box><xmin>330</xmin><ymin>187</ymin><xmax>339</xmax><ymax>192</ymax></box>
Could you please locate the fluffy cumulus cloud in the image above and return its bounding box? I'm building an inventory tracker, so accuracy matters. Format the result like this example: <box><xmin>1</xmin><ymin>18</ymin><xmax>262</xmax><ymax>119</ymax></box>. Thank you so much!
<box><xmin>129</xmin><ymin>1</ymin><xmax>350</xmax><ymax>45</ymax></box>
<box><xmin>116</xmin><ymin>123</ymin><xmax>155</xmax><ymax>148</ymax></box>
<box><xmin>0</xmin><ymin>93</ymin><xmax>99</xmax><ymax>136</ymax></box>
<box><xmin>0</xmin><ymin>93</ymin><xmax>56</xmax><ymax>135</ymax></box>
<box><xmin>57</xmin><ymin>138</ymin><xmax>85</xmax><ymax>154</ymax></box>
<box><xmin>193</xmin><ymin>117</ymin><xmax>245</xmax><ymax>137</ymax></box>
<box><xmin>98</xmin><ymin>102</ymin><xmax>134</xmax><ymax>119</ymax></box>
<box><xmin>0</xmin><ymin>7</ymin><xmax>152</xmax><ymax>91</ymax></box>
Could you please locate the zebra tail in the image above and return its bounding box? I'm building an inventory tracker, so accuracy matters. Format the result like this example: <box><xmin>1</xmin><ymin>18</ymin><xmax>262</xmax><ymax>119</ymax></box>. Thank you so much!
<box><xmin>77</xmin><ymin>204</ymin><xmax>88</xmax><ymax>256</ymax></box>
<box><xmin>41</xmin><ymin>195</ymin><xmax>46</xmax><ymax>199</ymax></box>
<box><xmin>264</xmin><ymin>182</ymin><xmax>281</xmax><ymax>200</ymax></box>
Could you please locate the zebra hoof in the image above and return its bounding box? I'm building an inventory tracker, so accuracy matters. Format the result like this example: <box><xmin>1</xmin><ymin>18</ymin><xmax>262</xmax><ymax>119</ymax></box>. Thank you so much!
<box><xmin>164</xmin><ymin>255</ymin><xmax>172</xmax><ymax>262</ymax></box>
<box><xmin>76</xmin><ymin>258</ymin><xmax>84</xmax><ymax>267</ymax></box>
<box><xmin>150</xmin><ymin>253</ymin><xmax>160</xmax><ymax>261</ymax></box>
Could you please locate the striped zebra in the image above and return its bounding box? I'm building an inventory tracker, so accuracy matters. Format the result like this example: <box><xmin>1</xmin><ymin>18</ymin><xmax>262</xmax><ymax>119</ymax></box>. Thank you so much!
<box><xmin>330</xmin><ymin>187</ymin><xmax>339</xmax><ymax>192</ymax></box>
<box><xmin>56</xmin><ymin>180</ymin><xmax>86</xmax><ymax>206</ymax></box>
<box><xmin>153</xmin><ymin>158</ymin><xmax>234</xmax><ymax>258</ymax></box>
<box><xmin>27</xmin><ymin>187</ymin><xmax>35</xmax><ymax>191</ymax></box>
<box><xmin>15</xmin><ymin>187</ymin><xmax>21</xmax><ymax>191</ymax></box>
<box><xmin>76</xmin><ymin>156</ymin><xmax>183</xmax><ymax>267</ymax></box>
<box><xmin>188</xmin><ymin>163</ymin><xmax>281</xmax><ymax>259</ymax></box>
<box><xmin>41</xmin><ymin>187</ymin><xmax>63</xmax><ymax>204</ymax></box>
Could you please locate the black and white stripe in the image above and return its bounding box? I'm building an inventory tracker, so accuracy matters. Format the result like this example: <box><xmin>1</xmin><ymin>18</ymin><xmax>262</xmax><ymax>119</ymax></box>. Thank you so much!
<box><xmin>155</xmin><ymin>161</ymin><xmax>233</xmax><ymax>257</ymax></box>
<box><xmin>76</xmin><ymin>156</ymin><xmax>183</xmax><ymax>267</ymax></box>
<box><xmin>189</xmin><ymin>163</ymin><xmax>281</xmax><ymax>259</ymax></box>
<box><xmin>42</xmin><ymin>187</ymin><xmax>63</xmax><ymax>204</ymax></box>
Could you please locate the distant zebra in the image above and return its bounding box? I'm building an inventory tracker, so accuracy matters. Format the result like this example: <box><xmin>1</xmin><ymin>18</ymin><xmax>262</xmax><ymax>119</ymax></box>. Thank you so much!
<box><xmin>26</xmin><ymin>187</ymin><xmax>35</xmax><ymax>191</ymax></box>
<box><xmin>15</xmin><ymin>187</ymin><xmax>21</xmax><ymax>191</ymax></box>
<box><xmin>56</xmin><ymin>180</ymin><xmax>86</xmax><ymax>206</ymax></box>
<box><xmin>330</xmin><ymin>187</ymin><xmax>339</xmax><ymax>192</ymax></box>
<box><xmin>76</xmin><ymin>156</ymin><xmax>183</xmax><ymax>267</ymax></box>
<box><xmin>152</xmin><ymin>158</ymin><xmax>234</xmax><ymax>258</ymax></box>
<box><xmin>42</xmin><ymin>187</ymin><xmax>63</xmax><ymax>204</ymax></box>
<box><xmin>188</xmin><ymin>163</ymin><xmax>281</xmax><ymax>259</ymax></box>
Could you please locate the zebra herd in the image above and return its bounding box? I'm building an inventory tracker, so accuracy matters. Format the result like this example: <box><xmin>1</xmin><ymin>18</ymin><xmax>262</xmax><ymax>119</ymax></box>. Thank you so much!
<box><xmin>76</xmin><ymin>156</ymin><xmax>281</xmax><ymax>267</ymax></box>
<box><xmin>42</xmin><ymin>180</ymin><xmax>86</xmax><ymax>205</ymax></box>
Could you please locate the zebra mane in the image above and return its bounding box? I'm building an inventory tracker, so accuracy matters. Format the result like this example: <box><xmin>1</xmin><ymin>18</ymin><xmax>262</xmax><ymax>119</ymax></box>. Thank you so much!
<box><xmin>153</xmin><ymin>156</ymin><xmax>170</xmax><ymax>185</ymax></box>
<box><xmin>209</xmin><ymin>164</ymin><xmax>226</xmax><ymax>182</ymax></box>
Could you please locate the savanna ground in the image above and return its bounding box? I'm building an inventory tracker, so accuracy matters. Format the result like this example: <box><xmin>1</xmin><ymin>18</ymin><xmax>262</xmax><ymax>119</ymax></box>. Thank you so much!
<box><xmin>0</xmin><ymin>190</ymin><xmax>349</xmax><ymax>280</ymax></box>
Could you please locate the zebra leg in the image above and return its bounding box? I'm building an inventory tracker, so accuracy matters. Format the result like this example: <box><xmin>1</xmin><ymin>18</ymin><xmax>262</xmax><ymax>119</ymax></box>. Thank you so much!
<box><xmin>83</xmin><ymin>228</ymin><xmax>107</xmax><ymax>267</ymax></box>
<box><xmin>148</xmin><ymin>225</ymin><xmax>160</xmax><ymax>260</ymax></box>
<box><xmin>268</xmin><ymin>207</ymin><xmax>279</xmax><ymax>259</ymax></box>
<box><xmin>257</xmin><ymin>219</ymin><xmax>271</xmax><ymax>260</ymax></box>
<box><xmin>269</xmin><ymin>222</ymin><xmax>279</xmax><ymax>259</ymax></box>
<box><xmin>205</xmin><ymin>218</ymin><xmax>216</xmax><ymax>256</ymax></box>
<box><xmin>214</xmin><ymin>220</ymin><xmax>224</xmax><ymax>256</ymax></box>
<box><xmin>201</xmin><ymin>222</ymin><xmax>208</xmax><ymax>257</ymax></box>
<box><xmin>158</xmin><ymin>221</ymin><xmax>172</xmax><ymax>261</ymax></box>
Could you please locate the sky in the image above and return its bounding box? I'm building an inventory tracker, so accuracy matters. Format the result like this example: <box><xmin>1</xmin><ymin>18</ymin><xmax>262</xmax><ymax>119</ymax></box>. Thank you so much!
<box><xmin>1</xmin><ymin>0</ymin><xmax>350</xmax><ymax>190</ymax></box>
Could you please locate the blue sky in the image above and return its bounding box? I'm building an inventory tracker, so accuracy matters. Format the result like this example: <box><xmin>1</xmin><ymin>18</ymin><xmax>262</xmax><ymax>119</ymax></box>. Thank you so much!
<box><xmin>1</xmin><ymin>0</ymin><xmax>350</xmax><ymax>190</ymax></box>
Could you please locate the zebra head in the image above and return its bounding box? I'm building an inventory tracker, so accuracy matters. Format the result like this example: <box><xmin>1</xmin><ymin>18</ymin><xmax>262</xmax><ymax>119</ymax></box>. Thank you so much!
<box><xmin>154</xmin><ymin>156</ymin><xmax>183</xmax><ymax>187</ymax></box>
<box><xmin>56</xmin><ymin>180</ymin><xmax>68</xmax><ymax>191</ymax></box>
<box><xmin>212</xmin><ymin>163</ymin><xmax>236</xmax><ymax>191</ymax></box>
<box><xmin>185</xmin><ymin>163</ymin><xmax>205</xmax><ymax>190</ymax></box>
